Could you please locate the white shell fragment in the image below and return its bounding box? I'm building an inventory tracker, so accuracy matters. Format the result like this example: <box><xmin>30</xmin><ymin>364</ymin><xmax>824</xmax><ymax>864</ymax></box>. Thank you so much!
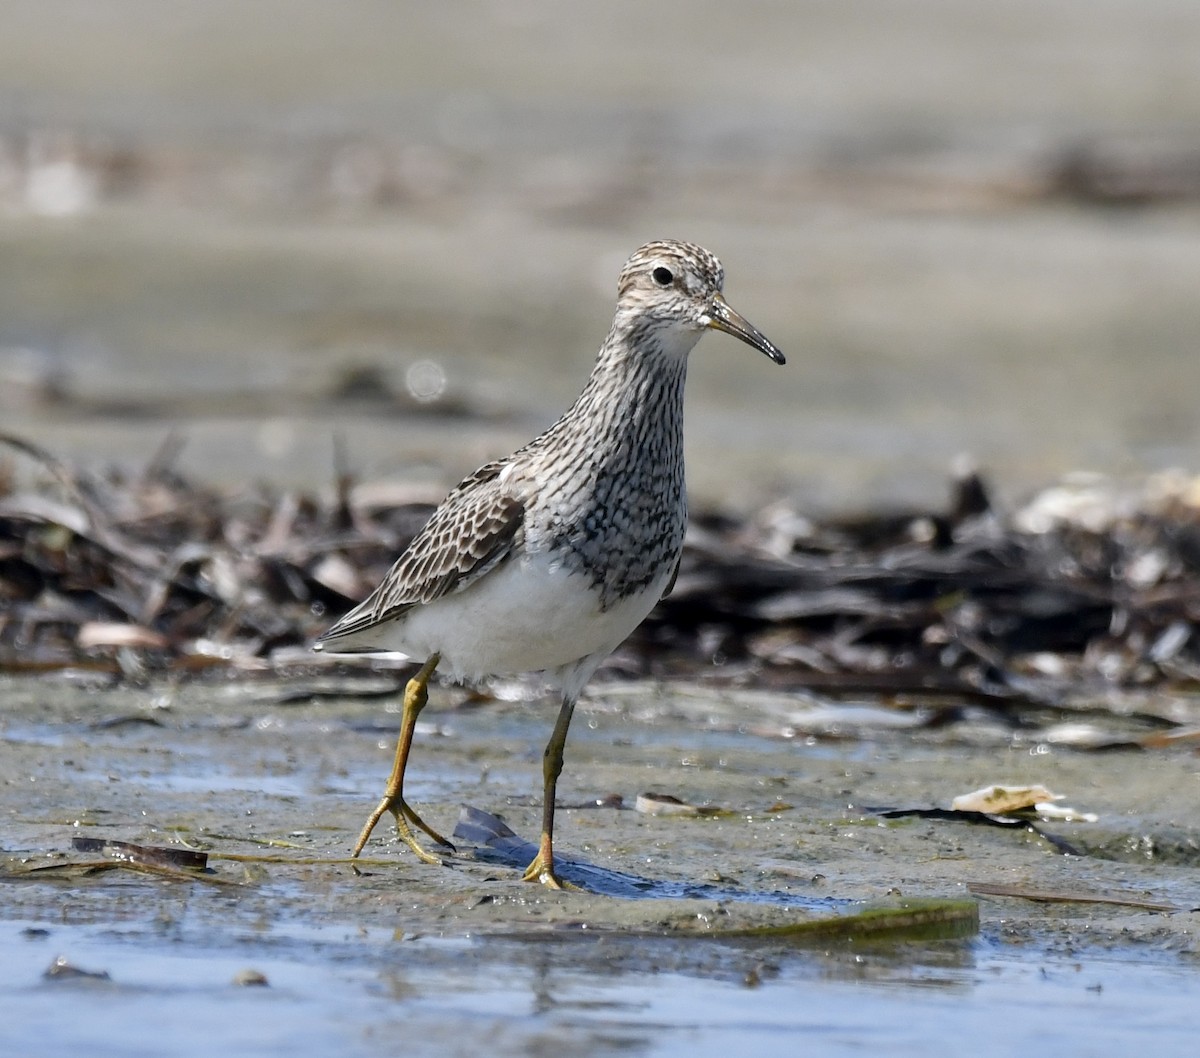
<box><xmin>635</xmin><ymin>793</ymin><xmax>726</xmax><ymax>817</ymax></box>
<box><xmin>950</xmin><ymin>783</ymin><xmax>1098</xmax><ymax>822</ymax></box>
<box><xmin>952</xmin><ymin>783</ymin><xmax>1060</xmax><ymax>814</ymax></box>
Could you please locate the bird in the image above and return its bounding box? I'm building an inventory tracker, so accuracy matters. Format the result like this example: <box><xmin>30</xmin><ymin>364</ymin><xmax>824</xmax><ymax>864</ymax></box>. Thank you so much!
<box><xmin>314</xmin><ymin>239</ymin><xmax>785</xmax><ymax>888</ymax></box>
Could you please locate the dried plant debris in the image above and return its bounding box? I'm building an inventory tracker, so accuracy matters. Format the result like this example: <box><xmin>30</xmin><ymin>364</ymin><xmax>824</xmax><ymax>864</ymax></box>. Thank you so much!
<box><xmin>4</xmin><ymin>433</ymin><xmax>1200</xmax><ymax>733</ymax></box>
<box><xmin>43</xmin><ymin>955</ymin><xmax>111</xmax><ymax>982</ymax></box>
<box><xmin>69</xmin><ymin>836</ymin><xmax>210</xmax><ymax>871</ymax></box>
<box><xmin>3</xmin><ymin>839</ymin><xmax>228</xmax><ymax>886</ymax></box>
<box><xmin>967</xmin><ymin>881</ymin><xmax>1183</xmax><ymax>914</ymax></box>
<box><xmin>872</xmin><ymin>781</ymin><xmax>1098</xmax><ymax>855</ymax></box>
<box><xmin>874</xmin><ymin>806</ymin><xmax>1082</xmax><ymax>856</ymax></box>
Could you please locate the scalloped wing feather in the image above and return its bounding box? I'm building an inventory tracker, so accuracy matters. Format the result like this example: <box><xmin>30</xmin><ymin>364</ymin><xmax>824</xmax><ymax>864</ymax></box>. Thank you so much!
<box><xmin>315</xmin><ymin>460</ymin><xmax>525</xmax><ymax>649</ymax></box>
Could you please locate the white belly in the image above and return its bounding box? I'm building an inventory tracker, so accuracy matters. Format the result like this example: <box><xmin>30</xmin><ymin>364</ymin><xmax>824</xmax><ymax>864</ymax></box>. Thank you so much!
<box><xmin>359</xmin><ymin>551</ymin><xmax>669</xmax><ymax>682</ymax></box>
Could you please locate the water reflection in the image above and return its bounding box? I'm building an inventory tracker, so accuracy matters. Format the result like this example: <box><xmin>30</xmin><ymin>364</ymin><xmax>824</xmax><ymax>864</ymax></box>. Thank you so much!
<box><xmin>1</xmin><ymin>909</ymin><xmax>1196</xmax><ymax>1058</ymax></box>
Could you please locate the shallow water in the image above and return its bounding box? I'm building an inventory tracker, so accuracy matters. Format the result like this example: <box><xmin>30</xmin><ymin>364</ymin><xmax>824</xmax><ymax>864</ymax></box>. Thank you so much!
<box><xmin>3</xmin><ymin>915</ymin><xmax>1197</xmax><ymax>1057</ymax></box>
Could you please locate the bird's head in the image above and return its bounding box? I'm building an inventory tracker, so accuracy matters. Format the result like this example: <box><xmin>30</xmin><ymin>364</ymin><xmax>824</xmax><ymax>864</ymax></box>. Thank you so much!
<box><xmin>614</xmin><ymin>240</ymin><xmax>785</xmax><ymax>365</ymax></box>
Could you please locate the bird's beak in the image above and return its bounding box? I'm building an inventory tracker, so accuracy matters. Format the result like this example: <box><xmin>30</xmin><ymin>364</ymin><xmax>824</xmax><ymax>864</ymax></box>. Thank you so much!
<box><xmin>707</xmin><ymin>294</ymin><xmax>786</xmax><ymax>365</ymax></box>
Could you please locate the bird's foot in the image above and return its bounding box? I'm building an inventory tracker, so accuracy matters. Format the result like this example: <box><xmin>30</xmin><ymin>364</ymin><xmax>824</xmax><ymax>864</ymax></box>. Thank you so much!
<box><xmin>352</xmin><ymin>795</ymin><xmax>454</xmax><ymax>865</ymax></box>
<box><xmin>520</xmin><ymin>848</ymin><xmax>580</xmax><ymax>890</ymax></box>
<box><xmin>399</xmin><ymin>799</ymin><xmax>456</xmax><ymax>853</ymax></box>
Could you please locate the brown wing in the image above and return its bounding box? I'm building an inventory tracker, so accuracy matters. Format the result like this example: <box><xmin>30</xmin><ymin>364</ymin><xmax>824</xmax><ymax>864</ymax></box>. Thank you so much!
<box><xmin>315</xmin><ymin>460</ymin><xmax>524</xmax><ymax>651</ymax></box>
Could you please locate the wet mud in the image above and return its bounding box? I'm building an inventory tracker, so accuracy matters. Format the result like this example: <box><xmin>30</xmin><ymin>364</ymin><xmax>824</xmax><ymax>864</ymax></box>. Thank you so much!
<box><xmin>3</xmin><ymin>677</ymin><xmax>1196</xmax><ymax>947</ymax></box>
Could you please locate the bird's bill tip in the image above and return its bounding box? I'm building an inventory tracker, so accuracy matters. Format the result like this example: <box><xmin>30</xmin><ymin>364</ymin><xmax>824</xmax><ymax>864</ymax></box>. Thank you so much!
<box><xmin>708</xmin><ymin>295</ymin><xmax>785</xmax><ymax>365</ymax></box>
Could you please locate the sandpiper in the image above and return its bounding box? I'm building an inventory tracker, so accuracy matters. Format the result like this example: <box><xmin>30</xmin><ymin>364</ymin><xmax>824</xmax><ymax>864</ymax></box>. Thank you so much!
<box><xmin>315</xmin><ymin>240</ymin><xmax>785</xmax><ymax>887</ymax></box>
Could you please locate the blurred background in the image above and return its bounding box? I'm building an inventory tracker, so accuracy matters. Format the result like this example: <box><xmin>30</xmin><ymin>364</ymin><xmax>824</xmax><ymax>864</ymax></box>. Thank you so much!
<box><xmin>2</xmin><ymin>0</ymin><xmax>1199</xmax><ymax>512</ymax></box>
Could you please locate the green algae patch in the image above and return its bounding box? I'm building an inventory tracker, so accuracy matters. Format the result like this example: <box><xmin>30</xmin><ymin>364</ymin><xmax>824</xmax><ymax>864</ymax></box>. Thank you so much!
<box><xmin>708</xmin><ymin>898</ymin><xmax>980</xmax><ymax>944</ymax></box>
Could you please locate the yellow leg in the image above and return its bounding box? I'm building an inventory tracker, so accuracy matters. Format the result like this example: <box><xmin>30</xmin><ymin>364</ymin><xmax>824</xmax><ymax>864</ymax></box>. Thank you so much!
<box><xmin>351</xmin><ymin>654</ymin><xmax>454</xmax><ymax>863</ymax></box>
<box><xmin>521</xmin><ymin>695</ymin><xmax>578</xmax><ymax>889</ymax></box>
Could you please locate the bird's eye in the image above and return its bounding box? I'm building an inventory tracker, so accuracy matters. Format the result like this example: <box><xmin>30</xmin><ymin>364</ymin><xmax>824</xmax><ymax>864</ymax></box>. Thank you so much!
<box><xmin>651</xmin><ymin>266</ymin><xmax>674</xmax><ymax>287</ymax></box>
